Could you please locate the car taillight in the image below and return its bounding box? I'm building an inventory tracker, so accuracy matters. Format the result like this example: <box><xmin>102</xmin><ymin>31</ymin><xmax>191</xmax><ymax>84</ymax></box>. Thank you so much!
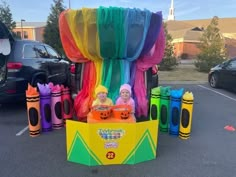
<box><xmin>70</xmin><ymin>64</ymin><xmax>75</xmax><ymax>74</ymax></box>
<box><xmin>7</xmin><ymin>62</ymin><xmax>23</xmax><ymax>70</ymax></box>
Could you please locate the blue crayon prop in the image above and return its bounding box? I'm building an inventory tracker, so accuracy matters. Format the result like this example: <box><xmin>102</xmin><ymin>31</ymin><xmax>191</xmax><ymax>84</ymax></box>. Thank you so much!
<box><xmin>169</xmin><ymin>88</ymin><xmax>184</xmax><ymax>135</ymax></box>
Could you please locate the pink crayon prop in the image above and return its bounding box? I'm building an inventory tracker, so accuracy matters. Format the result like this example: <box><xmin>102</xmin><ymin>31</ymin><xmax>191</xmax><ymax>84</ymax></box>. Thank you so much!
<box><xmin>51</xmin><ymin>84</ymin><xmax>63</xmax><ymax>129</ymax></box>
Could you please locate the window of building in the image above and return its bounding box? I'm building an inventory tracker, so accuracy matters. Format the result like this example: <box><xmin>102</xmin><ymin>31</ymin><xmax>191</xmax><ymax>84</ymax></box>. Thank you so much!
<box><xmin>24</xmin><ymin>31</ymin><xmax>28</xmax><ymax>39</ymax></box>
<box><xmin>16</xmin><ymin>31</ymin><xmax>21</xmax><ymax>38</ymax></box>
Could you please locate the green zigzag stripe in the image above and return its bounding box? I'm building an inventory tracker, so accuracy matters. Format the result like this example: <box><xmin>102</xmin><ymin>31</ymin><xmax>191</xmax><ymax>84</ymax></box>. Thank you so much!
<box><xmin>68</xmin><ymin>131</ymin><xmax>103</xmax><ymax>165</ymax></box>
<box><xmin>122</xmin><ymin>129</ymin><xmax>156</xmax><ymax>164</ymax></box>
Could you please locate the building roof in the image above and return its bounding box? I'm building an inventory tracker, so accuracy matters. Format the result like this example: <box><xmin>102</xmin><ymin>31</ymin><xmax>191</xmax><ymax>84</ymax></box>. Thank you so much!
<box><xmin>166</xmin><ymin>18</ymin><xmax>236</xmax><ymax>34</ymax></box>
<box><xmin>166</xmin><ymin>17</ymin><xmax>236</xmax><ymax>43</ymax></box>
<box><xmin>166</xmin><ymin>20</ymin><xmax>194</xmax><ymax>31</ymax></box>
<box><xmin>183</xmin><ymin>30</ymin><xmax>203</xmax><ymax>41</ymax></box>
<box><xmin>15</xmin><ymin>22</ymin><xmax>46</xmax><ymax>28</ymax></box>
<box><xmin>170</xmin><ymin>29</ymin><xmax>203</xmax><ymax>42</ymax></box>
<box><xmin>182</xmin><ymin>18</ymin><xmax>236</xmax><ymax>33</ymax></box>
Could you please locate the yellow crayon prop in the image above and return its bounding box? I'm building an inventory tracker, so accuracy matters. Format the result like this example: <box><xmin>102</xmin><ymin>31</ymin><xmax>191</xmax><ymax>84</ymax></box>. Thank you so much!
<box><xmin>179</xmin><ymin>91</ymin><xmax>194</xmax><ymax>139</ymax></box>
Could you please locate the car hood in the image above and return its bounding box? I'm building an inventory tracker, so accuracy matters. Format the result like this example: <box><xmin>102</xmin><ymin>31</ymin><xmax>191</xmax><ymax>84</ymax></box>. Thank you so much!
<box><xmin>0</xmin><ymin>21</ymin><xmax>14</xmax><ymax>85</ymax></box>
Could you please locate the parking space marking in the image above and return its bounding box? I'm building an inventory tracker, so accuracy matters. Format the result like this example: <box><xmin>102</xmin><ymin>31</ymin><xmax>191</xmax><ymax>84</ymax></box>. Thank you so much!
<box><xmin>198</xmin><ymin>85</ymin><xmax>236</xmax><ymax>102</ymax></box>
<box><xmin>16</xmin><ymin>126</ymin><xmax>28</xmax><ymax>136</ymax></box>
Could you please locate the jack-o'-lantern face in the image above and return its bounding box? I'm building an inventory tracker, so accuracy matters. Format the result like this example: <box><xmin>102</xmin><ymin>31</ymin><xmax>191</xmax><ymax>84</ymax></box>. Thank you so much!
<box><xmin>100</xmin><ymin>111</ymin><xmax>110</xmax><ymax>119</ymax></box>
<box><xmin>120</xmin><ymin>112</ymin><xmax>129</xmax><ymax>119</ymax></box>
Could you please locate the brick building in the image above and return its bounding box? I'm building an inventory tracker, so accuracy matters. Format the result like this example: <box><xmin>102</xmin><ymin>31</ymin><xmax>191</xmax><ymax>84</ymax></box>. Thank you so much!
<box><xmin>166</xmin><ymin>18</ymin><xmax>236</xmax><ymax>59</ymax></box>
<box><xmin>13</xmin><ymin>22</ymin><xmax>46</xmax><ymax>42</ymax></box>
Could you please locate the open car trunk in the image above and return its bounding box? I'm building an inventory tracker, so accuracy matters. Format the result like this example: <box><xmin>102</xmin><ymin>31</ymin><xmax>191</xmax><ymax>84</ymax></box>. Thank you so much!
<box><xmin>0</xmin><ymin>21</ymin><xmax>14</xmax><ymax>86</ymax></box>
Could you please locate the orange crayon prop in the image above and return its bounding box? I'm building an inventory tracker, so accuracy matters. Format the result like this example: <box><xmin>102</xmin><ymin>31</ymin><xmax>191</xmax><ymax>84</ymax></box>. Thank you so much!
<box><xmin>26</xmin><ymin>84</ymin><xmax>41</xmax><ymax>137</ymax></box>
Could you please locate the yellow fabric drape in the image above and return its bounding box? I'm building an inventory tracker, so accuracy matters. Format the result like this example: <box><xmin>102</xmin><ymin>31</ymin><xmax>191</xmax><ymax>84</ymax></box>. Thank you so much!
<box><xmin>66</xmin><ymin>9</ymin><xmax>103</xmax><ymax>91</ymax></box>
<box><xmin>82</xmin><ymin>8</ymin><xmax>103</xmax><ymax>89</ymax></box>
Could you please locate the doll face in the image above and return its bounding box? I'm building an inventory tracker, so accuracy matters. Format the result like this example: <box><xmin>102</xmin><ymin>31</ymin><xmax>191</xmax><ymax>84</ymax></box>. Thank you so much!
<box><xmin>120</xmin><ymin>89</ymin><xmax>131</xmax><ymax>101</ymax></box>
<box><xmin>97</xmin><ymin>92</ymin><xmax>107</xmax><ymax>102</ymax></box>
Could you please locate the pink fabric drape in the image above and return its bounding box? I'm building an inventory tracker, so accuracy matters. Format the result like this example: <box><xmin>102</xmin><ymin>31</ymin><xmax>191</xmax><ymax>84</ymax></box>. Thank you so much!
<box><xmin>134</xmin><ymin>25</ymin><xmax>165</xmax><ymax>117</ymax></box>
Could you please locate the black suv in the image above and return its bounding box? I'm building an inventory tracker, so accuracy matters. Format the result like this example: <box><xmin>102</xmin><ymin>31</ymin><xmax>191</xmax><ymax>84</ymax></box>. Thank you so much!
<box><xmin>0</xmin><ymin>21</ymin><xmax>70</xmax><ymax>103</ymax></box>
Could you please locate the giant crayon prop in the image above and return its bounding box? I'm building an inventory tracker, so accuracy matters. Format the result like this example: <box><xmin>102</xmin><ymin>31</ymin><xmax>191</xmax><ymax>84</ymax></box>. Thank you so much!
<box><xmin>169</xmin><ymin>88</ymin><xmax>184</xmax><ymax>135</ymax></box>
<box><xmin>149</xmin><ymin>86</ymin><xmax>161</xmax><ymax>120</ymax></box>
<box><xmin>50</xmin><ymin>84</ymin><xmax>63</xmax><ymax>129</ymax></box>
<box><xmin>61</xmin><ymin>85</ymin><xmax>73</xmax><ymax>125</ymax></box>
<box><xmin>179</xmin><ymin>91</ymin><xmax>194</xmax><ymax>139</ymax></box>
<box><xmin>159</xmin><ymin>86</ymin><xmax>171</xmax><ymax>132</ymax></box>
<box><xmin>38</xmin><ymin>83</ymin><xmax>52</xmax><ymax>132</ymax></box>
<box><xmin>26</xmin><ymin>84</ymin><xmax>41</xmax><ymax>137</ymax></box>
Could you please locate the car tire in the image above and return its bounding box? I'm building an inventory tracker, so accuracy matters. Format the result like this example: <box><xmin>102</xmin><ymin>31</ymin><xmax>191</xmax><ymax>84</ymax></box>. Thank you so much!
<box><xmin>209</xmin><ymin>73</ymin><xmax>219</xmax><ymax>88</ymax></box>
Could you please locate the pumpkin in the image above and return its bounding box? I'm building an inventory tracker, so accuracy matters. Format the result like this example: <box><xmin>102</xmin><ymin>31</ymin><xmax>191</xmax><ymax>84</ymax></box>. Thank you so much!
<box><xmin>112</xmin><ymin>105</ymin><xmax>132</xmax><ymax>120</ymax></box>
<box><xmin>91</xmin><ymin>105</ymin><xmax>111</xmax><ymax>120</ymax></box>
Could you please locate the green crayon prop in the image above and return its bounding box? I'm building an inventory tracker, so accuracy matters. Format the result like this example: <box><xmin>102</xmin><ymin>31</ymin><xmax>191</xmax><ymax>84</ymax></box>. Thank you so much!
<box><xmin>149</xmin><ymin>86</ymin><xmax>161</xmax><ymax>120</ymax></box>
<box><xmin>159</xmin><ymin>86</ymin><xmax>171</xmax><ymax>132</ymax></box>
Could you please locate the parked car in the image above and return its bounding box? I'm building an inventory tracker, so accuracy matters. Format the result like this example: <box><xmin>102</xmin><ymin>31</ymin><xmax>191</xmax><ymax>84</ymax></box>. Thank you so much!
<box><xmin>208</xmin><ymin>57</ymin><xmax>236</xmax><ymax>90</ymax></box>
<box><xmin>0</xmin><ymin>21</ymin><xmax>70</xmax><ymax>103</ymax></box>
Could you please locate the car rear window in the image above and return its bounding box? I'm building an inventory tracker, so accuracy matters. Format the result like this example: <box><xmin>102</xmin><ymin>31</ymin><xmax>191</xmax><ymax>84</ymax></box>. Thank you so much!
<box><xmin>24</xmin><ymin>45</ymin><xmax>37</xmax><ymax>58</ymax></box>
<box><xmin>45</xmin><ymin>46</ymin><xmax>60</xmax><ymax>58</ymax></box>
<box><xmin>34</xmin><ymin>45</ymin><xmax>49</xmax><ymax>58</ymax></box>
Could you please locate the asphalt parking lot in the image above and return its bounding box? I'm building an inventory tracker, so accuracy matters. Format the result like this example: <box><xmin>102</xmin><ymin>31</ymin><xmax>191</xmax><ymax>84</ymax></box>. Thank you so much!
<box><xmin>1</xmin><ymin>83</ymin><xmax>236</xmax><ymax>177</ymax></box>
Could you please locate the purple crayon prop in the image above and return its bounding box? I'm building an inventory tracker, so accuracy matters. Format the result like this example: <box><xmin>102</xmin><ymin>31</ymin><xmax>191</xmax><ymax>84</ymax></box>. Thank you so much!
<box><xmin>50</xmin><ymin>84</ymin><xmax>63</xmax><ymax>129</ymax></box>
<box><xmin>38</xmin><ymin>83</ymin><xmax>52</xmax><ymax>132</ymax></box>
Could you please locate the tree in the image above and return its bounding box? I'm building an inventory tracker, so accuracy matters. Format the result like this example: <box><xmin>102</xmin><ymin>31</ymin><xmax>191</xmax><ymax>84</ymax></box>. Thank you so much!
<box><xmin>195</xmin><ymin>16</ymin><xmax>227</xmax><ymax>72</ymax></box>
<box><xmin>159</xmin><ymin>22</ymin><xmax>178</xmax><ymax>71</ymax></box>
<box><xmin>0</xmin><ymin>0</ymin><xmax>16</xmax><ymax>31</ymax></box>
<box><xmin>43</xmin><ymin>0</ymin><xmax>65</xmax><ymax>56</ymax></box>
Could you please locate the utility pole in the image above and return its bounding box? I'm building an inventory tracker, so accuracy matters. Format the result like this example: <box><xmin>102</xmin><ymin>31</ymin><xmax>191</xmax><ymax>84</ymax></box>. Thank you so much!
<box><xmin>21</xmin><ymin>19</ymin><xmax>25</xmax><ymax>39</ymax></box>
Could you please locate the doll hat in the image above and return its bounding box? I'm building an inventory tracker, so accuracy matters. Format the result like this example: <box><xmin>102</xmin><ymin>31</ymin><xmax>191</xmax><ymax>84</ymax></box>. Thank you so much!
<box><xmin>95</xmin><ymin>85</ymin><xmax>108</xmax><ymax>95</ymax></box>
<box><xmin>120</xmin><ymin>84</ymin><xmax>132</xmax><ymax>94</ymax></box>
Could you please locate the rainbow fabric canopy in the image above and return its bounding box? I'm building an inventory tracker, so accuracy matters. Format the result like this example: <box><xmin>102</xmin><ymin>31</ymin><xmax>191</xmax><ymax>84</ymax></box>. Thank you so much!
<box><xmin>59</xmin><ymin>7</ymin><xmax>165</xmax><ymax>120</ymax></box>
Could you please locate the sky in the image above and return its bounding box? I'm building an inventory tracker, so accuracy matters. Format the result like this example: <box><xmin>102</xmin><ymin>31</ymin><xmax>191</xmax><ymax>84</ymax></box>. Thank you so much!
<box><xmin>5</xmin><ymin>0</ymin><xmax>236</xmax><ymax>22</ymax></box>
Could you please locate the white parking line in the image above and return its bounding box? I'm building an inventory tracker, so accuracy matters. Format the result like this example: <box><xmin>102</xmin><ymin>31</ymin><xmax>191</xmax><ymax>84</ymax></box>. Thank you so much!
<box><xmin>198</xmin><ymin>85</ymin><xmax>236</xmax><ymax>102</ymax></box>
<box><xmin>16</xmin><ymin>126</ymin><xmax>28</xmax><ymax>136</ymax></box>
